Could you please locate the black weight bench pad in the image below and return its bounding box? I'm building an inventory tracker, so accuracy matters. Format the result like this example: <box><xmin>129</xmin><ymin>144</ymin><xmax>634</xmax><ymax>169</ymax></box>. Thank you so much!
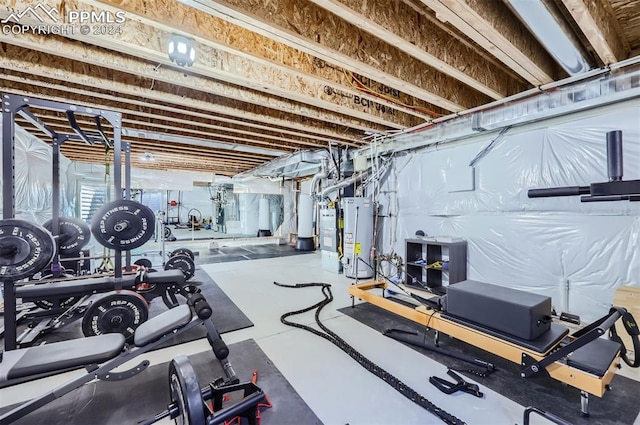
<box><xmin>146</xmin><ymin>269</ymin><xmax>185</xmax><ymax>285</ymax></box>
<box><xmin>16</xmin><ymin>270</ymin><xmax>185</xmax><ymax>300</ymax></box>
<box><xmin>134</xmin><ymin>305</ymin><xmax>192</xmax><ymax>347</ymax></box>
<box><xmin>567</xmin><ymin>337</ymin><xmax>621</xmax><ymax>377</ymax></box>
<box><xmin>0</xmin><ymin>333</ymin><xmax>125</xmax><ymax>381</ymax></box>
<box><xmin>442</xmin><ymin>313</ymin><xmax>569</xmax><ymax>354</ymax></box>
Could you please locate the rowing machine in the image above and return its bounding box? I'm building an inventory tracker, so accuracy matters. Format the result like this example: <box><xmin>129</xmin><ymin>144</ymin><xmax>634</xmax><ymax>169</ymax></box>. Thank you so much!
<box><xmin>0</xmin><ymin>293</ymin><xmax>237</xmax><ymax>424</ymax></box>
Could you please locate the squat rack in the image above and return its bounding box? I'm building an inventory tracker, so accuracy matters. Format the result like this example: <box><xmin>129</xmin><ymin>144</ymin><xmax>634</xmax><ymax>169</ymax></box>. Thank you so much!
<box><xmin>2</xmin><ymin>93</ymin><xmax>131</xmax><ymax>350</ymax></box>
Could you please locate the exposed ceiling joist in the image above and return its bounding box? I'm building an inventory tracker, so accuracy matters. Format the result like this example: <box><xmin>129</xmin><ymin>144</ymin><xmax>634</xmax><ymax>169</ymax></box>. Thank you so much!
<box><xmin>175</xmin><ymin>0</ymin><xmax>493</xmax><ymax>112</ymax></box>
<box><xmin>419</xmin><ymin>0</ymin><xmax>557</xmax><ymax>85</ymax></box>
<box><xmin>0</xmin><ymin>44</ymin><xmax>367</xmax><ymax>148</ymax></box>
<box><xmin>0</xmin><ymin>27</ymin><xmax>391</xmax><ymax>136</ymax></box>
<box><xmin>89</xmin><ymin>0</ymin><xmax>445</xmax><ymax>121</ymax></box>
<box><xmin>307</xmin><ymin>0</ymin><xmax>529</xmax><ymax>100</ymax></box>
<box><xmin>560</xmin><ymin>0</ymin><xmax>627</xmax><ymax>64</ymax></box>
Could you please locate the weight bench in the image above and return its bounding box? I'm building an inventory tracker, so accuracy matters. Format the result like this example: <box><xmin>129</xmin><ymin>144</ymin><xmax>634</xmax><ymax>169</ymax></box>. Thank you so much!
<box><xmin>15</xmin><ymin>269</ymin><xmax>185</xmax><ymax>301</ymax></box>
<box><xmin>0</xmin><ymin>294</ymin><xmax>237</xmax><ymax>424</ymax></box>
<box><xmin>6</xmin><ymin>269</ymin><xmax>189</xmax><ymax>346</ymax></box>
<box><xmin>349</xmin><ymin>280</ymin><xmax>639</xmax><ymax>416</ymax></box>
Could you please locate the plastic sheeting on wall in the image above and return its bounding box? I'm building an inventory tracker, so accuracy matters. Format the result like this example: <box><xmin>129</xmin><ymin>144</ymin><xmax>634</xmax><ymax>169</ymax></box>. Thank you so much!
<box><xmin>0</xmin><ymin>123</ymin><xmax>72</xmax><ymax>223</ymax></box>
<box><xmin>68</xmin><ymin>162</ymin><xmax>197</xmax><ymax>191</ymax></box>
<box><xmin>377</xmin><ymin>100</ymin><xmax>640</xmax><ymax>322</ymax></box>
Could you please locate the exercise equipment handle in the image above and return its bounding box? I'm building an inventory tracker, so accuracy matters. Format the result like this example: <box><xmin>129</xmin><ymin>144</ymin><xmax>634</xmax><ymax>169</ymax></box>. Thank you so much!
<box><xmin>522</xmin><ymin>406</ymin><xmax>572</xmax><ymax>425</ymax></box>
<box><xmin>189</xmin><ymin>293</ymin><xmax>213</xmax><ymax>320</ymax></box>
<box><xmin>208</xmin><ymin>391</ymin><xmax>265</xmax><ymax>425</ymax></box>
<box><xmin>528</xmin><ymin>186</ymin><xmax>590</xmax><ymax>198</ymax></box>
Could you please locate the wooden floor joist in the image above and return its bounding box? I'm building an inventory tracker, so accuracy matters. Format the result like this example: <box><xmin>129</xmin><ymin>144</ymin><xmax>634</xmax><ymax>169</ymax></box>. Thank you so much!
<box><xmin>420</xmin><ymin>0</ymin><xmax>558</xmax><ymax>86</ymax></box>
<box><xmin>308</xmin><ymin>0</ymin><xmax>529</xmax><ymax>99</ymax></box>
<box><xmin>0</xmin><ymin>31</ymin><xmax>393</xmax><ymax>136</ymax></box>
<box><xmin>90</xmin><ymin>0</ymin><xmax>446</xmax><ymax>121</ymax></box>
<box><xmin>175</xmin><ymin>0</ymin><xmax>493</xmax><ymax>112</ymax></box>
<box><xmin>0</xmin><ymin>0</ymin><xmax>422</xmax><ymax>130</ymax></box>
<box><xmin>560</xmin><ymin>0</ymin><xmax>627</xmax><ymax>64</ymax></box>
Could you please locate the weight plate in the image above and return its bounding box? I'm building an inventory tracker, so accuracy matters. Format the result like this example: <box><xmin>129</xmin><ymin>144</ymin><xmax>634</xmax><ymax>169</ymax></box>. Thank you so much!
<box><xmin>91</xmin><ymin>200</ymin><xmax>155</xmax><ymax>250</ymax></box>
<box><xmin>34</xmin><ymin>272</ymin><xmax>81</xmax><ymax>310</ymax></box>
<box><xmin>164</xmin><ymin>255</ymin><xmax>195</xmax><ymax>281</ymax></box>
<box><xmin>0</xmin><ymin>219</ymin><xmax>56</xmax><ymax>281</ymax></box>
<box><xmin>169</xmin><ymin>356</ymin><xmax>206</xmax><ymax>425</ymax></box>
<box><xmin>43</xmin><ymin>217</ymin><xmax>91</xmax><ymax>255</ymax></box>
<box><xmin>81</xmin><ymin>290</ymin><xmax>149</xmax><ymax>342</ymax></box>
<box><xmin>164</xmin><ymin>226</ymin><xmax>173</xmax><ymax>239</ymax></box>
<box><xmin>161</xmin><ymin>284</ymin><xmax>199</xmax><ymax>309</ymax></box>
<box><xmin>134</xmin><ymin>258</ymin><xmax>153</xmax><ymax>269</ymax></box>
<box><xmin>171</xmin><ymin>248</ymin><xmax>195</xmax><ymax>260</ymax></box>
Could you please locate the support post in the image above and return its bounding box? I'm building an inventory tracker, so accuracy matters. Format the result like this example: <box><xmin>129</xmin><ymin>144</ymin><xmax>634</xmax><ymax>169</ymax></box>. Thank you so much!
<box><xmin>2</xmin><ymin>98</ymin><xmax>18</xmax><ymax>350</ymax></box>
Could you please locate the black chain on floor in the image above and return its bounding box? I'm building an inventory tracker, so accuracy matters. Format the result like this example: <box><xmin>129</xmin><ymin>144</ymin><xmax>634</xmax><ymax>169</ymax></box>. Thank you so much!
<box><xmin>273</xmin><ymin>281</ymin><xmax>467</xmax><ymax>425</ymax></box>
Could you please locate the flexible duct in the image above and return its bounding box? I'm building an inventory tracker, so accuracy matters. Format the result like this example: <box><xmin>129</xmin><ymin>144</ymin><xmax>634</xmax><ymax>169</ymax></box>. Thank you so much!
<box><xmin>321</xmin><ymin>172</ymin><xmax>370</xmax><ymax>199</ymax></box>
<box><xmin>309</xmin><ymin>157</ymin><xmax>329</xmax><ymax>196</ymax></box>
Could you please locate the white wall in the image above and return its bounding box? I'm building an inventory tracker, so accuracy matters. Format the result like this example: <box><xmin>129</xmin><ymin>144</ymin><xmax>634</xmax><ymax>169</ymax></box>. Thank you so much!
<box><xmin>377</xmin><ymin>100</ymin><xmax>640</xmax><ymax>321</ymax></box>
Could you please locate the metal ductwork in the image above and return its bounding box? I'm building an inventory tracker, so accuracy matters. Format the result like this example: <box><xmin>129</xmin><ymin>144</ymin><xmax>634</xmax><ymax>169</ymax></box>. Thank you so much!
<box><xmin>234</xmin><ymin>149</ymin><xmax>329</xmax><ymax>180</ymax></box>
<box><xmin>321</xmin><ymin>172</ymin><xmax>370</xmax><ymax>198</ymax></box>
<box><xmin>504</xmin><ymin>0</ymin><xmax>591</xmax><ymax>75</ymax></box>
<box><xmin>309</xmin><ymin>157</ymin><xmax>329</xmax><ymax>196</ymax></box>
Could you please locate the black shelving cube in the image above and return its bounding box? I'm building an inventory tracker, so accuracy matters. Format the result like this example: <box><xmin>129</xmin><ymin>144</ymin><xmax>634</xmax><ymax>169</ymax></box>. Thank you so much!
<box><xmin>404</xmin><ymin>238</ymin><xmax>467</xmax><ymax>290</ymax></box>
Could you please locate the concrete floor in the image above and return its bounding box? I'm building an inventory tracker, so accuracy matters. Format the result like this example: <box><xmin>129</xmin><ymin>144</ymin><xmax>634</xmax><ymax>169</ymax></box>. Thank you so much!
<box><xmin>2</xmin><ymin>252</ymin><xmax>640</xmax><ymax>424</ymax></box>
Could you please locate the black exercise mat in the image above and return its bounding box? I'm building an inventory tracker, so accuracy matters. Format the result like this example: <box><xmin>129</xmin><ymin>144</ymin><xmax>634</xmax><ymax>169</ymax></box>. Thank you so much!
<box><xmin>2</xmin><ymin>339</ymin><xmax>322</xmax><ymax>425</ymax></box>
<box><xmin>198</xmin><ymin>245</ymin><xmax>313</xmax><ymax>265</ymax></box>
<box><xmin>340</xmin><ymin>302</ymin><xmax>640</xmax><ymax>425</ymax></box>
<box><xmin>1</xmin><ymin>269</ymin><xmax>253</xmax><ymax>350</ymax></box>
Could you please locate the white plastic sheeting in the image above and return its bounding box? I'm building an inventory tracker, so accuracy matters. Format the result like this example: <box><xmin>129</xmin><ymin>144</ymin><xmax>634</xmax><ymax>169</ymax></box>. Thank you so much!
<box><xmin>377</xmin><ymin>100</ymin><xmax>640</xmax><ymax>322</ymax></box>
<box><xmin>0</xmin><ymin>123</ymin><xmax>72</xmax><ymax>223</ymax></box>
<box><xmin>68</xmin><ymin>162</ymin><xmax>198</xmax><ymax>191</ymax></box>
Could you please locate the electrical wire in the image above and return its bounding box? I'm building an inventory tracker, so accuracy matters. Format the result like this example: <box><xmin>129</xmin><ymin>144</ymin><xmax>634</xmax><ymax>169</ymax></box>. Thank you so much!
<box><xmin>345</xmin><ymin>70</ymin><xmax>442</xmax><ymax>118</ymax></box>
<box><xmin>273</xmin><ymin>281</ymin><xmax>466</xmax><ymax>425</ymax></box>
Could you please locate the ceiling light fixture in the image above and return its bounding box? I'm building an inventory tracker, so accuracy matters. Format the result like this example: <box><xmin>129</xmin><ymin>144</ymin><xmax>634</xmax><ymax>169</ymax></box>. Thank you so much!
<box><xmin>168</xmin><ymin>34</ymin><xmax>196</xmax><ymax>67</ymax></box>
<box><xmin>140</xmin><ymin>152</ymin><xmax>155</xmax><ymax>162</ymax></box>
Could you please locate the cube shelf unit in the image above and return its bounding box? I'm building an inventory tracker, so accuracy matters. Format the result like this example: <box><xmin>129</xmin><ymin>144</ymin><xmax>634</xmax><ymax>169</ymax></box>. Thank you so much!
<box><xmin>404</xmin><ymin>238</ymin><xmax>467</xmax><ymax>290</ymax></box>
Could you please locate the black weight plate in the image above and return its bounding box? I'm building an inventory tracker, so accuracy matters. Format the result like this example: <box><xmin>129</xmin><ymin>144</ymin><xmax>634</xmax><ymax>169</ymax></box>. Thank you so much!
<box><xmin>0</xmin><ymin>219</ymin><xmax>56</xmax><ymax>281</ymax></box>
<box><xmin>161</xmin><ymin>284</ymin><xmax>199</xmax><ymax>309</ymax></box>
<box><xmin>164</xmin><ymin>255</ymin><xmax>195</xmax><ymax>281</ymax></box>
<box><xmin>43</xmin><ymin>217</ymin><xmax>91</xmax><ymax>255</ymax></box>
<box><xmin>91</xmin><ymin>200</ymin><xmax>155</xmax><ymax>250</ymax></box>
<box><xmin>169</xmin><ymin>356</ymin><xmax>206</xmax><ymax>425</ymax></box>
<box><xmin>34</xmin><ymin>272</ymin><xmax>80</xmax><ymax>310</ymax></box>
<box><xmin>82</xmin><ymin>291</ymin><xmax>149</xmax><ymax>342</ymax></box>
<box><xmin>134</xmin><ymin>258</ymin><xmax>153</xmax><ymax>269</ymax></box>
<box><xmin>164</xmin><ymin>226</ymin><xmax>173</xmax><ymax>239</ymax></box>
<box><xmin>171</xmin><ymin>248</ymin><xmax>195</xmax><ymax>260</ymax></box>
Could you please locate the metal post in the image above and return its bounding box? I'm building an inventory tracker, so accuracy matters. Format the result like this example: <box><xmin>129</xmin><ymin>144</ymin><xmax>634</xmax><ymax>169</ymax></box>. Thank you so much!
<box><xmin>580</xmin><ymin>390</ymin><xmax>589</xmax><ymax>416</ymax></box>
<box><xmin>124</xmin><ymin>142</ymin><xmax>131</xmax><ymax>271</ymax></box>
<box><xmin>107</xmin><ymin>112</ymin><xmax>123</xmax><ymax>279</ymax></box>
<box><xmin>2</xmin><ymin>98</ymin><xmax>17</xmax><ymax>351</ymax></box>
<box><xmin>51</xmin><ymin>135</ymin><xmax>64</xmax><ymax>275</ymax></box>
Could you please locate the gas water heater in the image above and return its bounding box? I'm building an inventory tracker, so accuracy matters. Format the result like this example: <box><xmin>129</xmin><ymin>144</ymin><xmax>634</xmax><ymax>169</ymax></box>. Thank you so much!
<box><xmin>342</xmin><ymin>197</ymin><xmax>374</xmax><ymax>279</ymax></box>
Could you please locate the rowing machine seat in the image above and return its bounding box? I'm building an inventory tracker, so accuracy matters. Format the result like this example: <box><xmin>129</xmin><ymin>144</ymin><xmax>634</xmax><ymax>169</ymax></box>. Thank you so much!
<box><xmin>0</xmin><ymin>334</ymin><xmax>125</xmax><ymax>381</ymax></box>
<box><xmin>134</xmin><ymin>304</ymin><xmax>192</xmax><ymax>347</ymax></box>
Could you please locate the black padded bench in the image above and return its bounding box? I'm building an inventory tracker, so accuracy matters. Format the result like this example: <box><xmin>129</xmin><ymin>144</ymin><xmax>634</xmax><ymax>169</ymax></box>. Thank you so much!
<box><xmin>442</xmin><ymin>313</ymin><xmax>569</xmax><ymax>354</ymax></box>
<box><xmin>16</xmin><ymin>270</ymin><xmax>185</xmax><ymax>300</ymax></box>
<box><xmin>0</xmin><ymin>304</ymin><xmax>193</xmax><ymax>382</ymax></box>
